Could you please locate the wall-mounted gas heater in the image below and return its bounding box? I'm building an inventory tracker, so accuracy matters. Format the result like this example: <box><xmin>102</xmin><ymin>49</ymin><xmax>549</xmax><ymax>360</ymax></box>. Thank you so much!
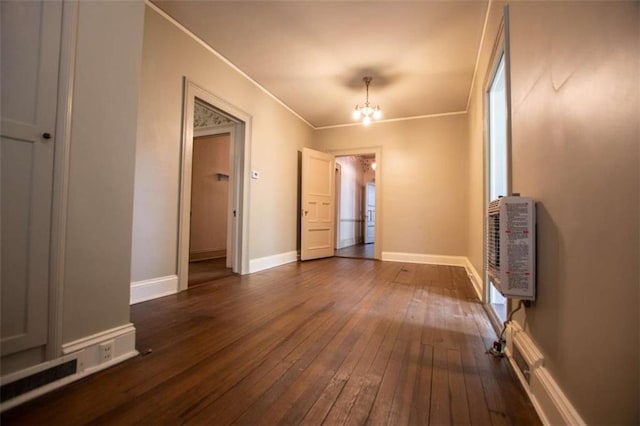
<box><xmin>487</xmin><ymin>196</ymin><xmax>536</xmax><ymax>301</ymax></box>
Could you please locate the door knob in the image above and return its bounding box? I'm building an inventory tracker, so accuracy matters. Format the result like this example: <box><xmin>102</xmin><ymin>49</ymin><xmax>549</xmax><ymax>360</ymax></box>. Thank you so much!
<box><xmin>42</xmin><ymin>132</ymin><xmax>52</xmax><ymax>139</ymax></box>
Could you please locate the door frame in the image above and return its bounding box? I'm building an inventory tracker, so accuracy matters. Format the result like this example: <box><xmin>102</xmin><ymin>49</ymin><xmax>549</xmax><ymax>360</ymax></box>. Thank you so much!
<box><xmin>47</xmin><ymin>0</ymin><xmax>79</xmax><ymax>360</ymax></box>
<box><xmin>334</xmin><ymin>162</ymin><xmax>342</xmax><ymax>250</ymax></box>
<box><xmin>328</xmin><ymin>146</ymin><xmax>382</xmax><ymax>260</ymax></box>
<box><xmin>482</xmin><ymin>7</ymin><xmax>512</xmax><ymax>328</ymax></box>
<box><xmin>178</xmin><ymin>79</ymin><xmax>251</xmax><ymax>291</ymax></box>
<box><xmin>364</xmin><ymin>181</ymin><xmax>376</xmax><ymax>244</ymax></box>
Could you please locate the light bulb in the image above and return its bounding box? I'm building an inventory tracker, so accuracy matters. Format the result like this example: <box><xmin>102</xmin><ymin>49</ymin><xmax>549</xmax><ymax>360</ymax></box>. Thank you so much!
<box><xmin>373</xmin><ymin>108</ymin><xmax>382</xmax><ymax>120</ymax></box>
<box><xmin>363</xmin><ymin>116</ymin><xmax>371</xmax><ymax>126</ymax></box>
<box><xmin>352</xmin><ymin>108</ymin><xmax>361</xmax><ymax>120</ymax></box>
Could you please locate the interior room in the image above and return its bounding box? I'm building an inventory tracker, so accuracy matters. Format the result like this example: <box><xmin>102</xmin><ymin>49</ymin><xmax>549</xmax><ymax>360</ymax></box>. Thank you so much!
<box><xmin>1</xmin><ymin>1</ymin><xmax>638</xmax><ymax>425</ymax></box>
<box><xmin>334</xmin><ymin>154</ymin><xmax>376</xmax><ymax>260</ymax></box>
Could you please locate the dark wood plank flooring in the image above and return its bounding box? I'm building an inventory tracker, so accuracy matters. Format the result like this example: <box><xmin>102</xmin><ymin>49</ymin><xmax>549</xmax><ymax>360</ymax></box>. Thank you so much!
<box><xmin>188</xmin><ymin>257</ymin><xmax>235</xmax><ymax>287</ymax></box>
<box><xmin>2</xmin><ymin>258</ymin><xmax>540</xmax><ymax>425</ymax></box>
<box><xmin>334</xmin><ymin>243</ymin><xmax>375</xmax><ymax>259</ymax></box>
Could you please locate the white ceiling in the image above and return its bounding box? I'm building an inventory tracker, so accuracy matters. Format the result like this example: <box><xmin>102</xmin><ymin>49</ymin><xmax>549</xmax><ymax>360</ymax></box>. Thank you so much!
<box><xmin>151</xmin><ymin>1</ymin><xmax>489</xmax><ymax>128</ymax></box>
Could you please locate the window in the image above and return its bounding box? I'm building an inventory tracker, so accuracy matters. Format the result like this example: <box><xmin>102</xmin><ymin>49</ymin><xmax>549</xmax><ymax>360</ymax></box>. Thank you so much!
<box><xmin>487</xmin><ymin>51</ymin><xmax>509</xmax><ymax>322</ymax></box>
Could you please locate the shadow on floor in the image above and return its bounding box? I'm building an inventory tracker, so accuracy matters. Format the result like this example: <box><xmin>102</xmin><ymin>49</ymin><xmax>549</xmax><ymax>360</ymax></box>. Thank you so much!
<box><xmin>188</xmin><ymin>258</ymin><xmax>234</xmax><ymax>287</ymax></box>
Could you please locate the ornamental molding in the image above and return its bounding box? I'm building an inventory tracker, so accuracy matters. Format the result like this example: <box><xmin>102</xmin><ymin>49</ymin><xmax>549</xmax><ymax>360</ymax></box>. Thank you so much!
<box><xmin>194</xmin><ymin>100</ymin><xmax>234</xmax><ymax>128</ymax></box>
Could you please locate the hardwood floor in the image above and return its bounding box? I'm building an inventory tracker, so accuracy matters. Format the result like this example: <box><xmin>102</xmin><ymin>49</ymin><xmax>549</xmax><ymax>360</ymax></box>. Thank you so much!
<box><xmin>189</xmin><ymin>257</ymin><xmax>235</xmax><ymax>287</ymax></box>
<box><xmin>334</xmin><ymin>243</ymin><xmax>375</xmax><ymax>259</ymax></box>
<box><xmin>2</xmin><ymin>258</ymin><xmax>540</xmax><ymax>425</ymax></box>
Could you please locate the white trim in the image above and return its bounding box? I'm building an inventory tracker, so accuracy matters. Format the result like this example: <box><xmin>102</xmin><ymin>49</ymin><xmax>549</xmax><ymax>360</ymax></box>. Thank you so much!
<box><xmin>130</xmin><ymin>275</ymin><xmax>178</xmax><ymax>305</ymax></box>
<box><xmin>463</xmin><ymin>258</ymin><xmax>484</xmax><ymax>301</ymax></box>
<box><xmin>465</xmin><ymin>0</ymin><xmax>492</xmax><ymax>111</ymax></box>
<box><xmin>381</xmin><ymin>252</ymin><xmax>468</xmax><ymax>267</ymax></box>
<box><xmin>47</xmin><ymin>0</ymin><xmax>79</xmax><ymax>361</ymax></box>
<box><xmin>1</xmin><ymin>324</ymin><xmax>137</xmax><ymax>412</ymax></box>
<box><xmin>61</xmin><ymin>323</ymin><xmax>135</xmax><ymax>355</ymax></box>
<box><xmin>144</xmin><ymin>0</ymin><xmax>313</xmax><ymax>129</ymax></box>
<box><xmin>249</xmin><ymin>251</ymin><xmax>298</xmax><ymax>274</ymax></box>
<box><xmin>315</xmin><ymin>110</ymin><xmax>467</xmax><ymax>130</ymax></box>
<box><xmin>531</xmin><ymin>368</ymin><xmax>586</xmax><ymax>426</ymax></box>
<box><xmin>505</xmin><ymin>322</ymin><xmax>586</xmax><ymax>426</ymax></box>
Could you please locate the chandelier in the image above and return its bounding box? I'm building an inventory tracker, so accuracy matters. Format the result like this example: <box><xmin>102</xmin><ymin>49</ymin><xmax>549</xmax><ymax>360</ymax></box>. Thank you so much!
<box><xmin>352</xmin><ymin>76</ymin><xmax>382</xmax><ymax>126</ymax></box>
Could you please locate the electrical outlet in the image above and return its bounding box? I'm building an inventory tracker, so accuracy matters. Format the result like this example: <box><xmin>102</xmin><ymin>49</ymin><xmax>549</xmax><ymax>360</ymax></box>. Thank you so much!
<box><xmin>99</xmin><ymin>341</ymin><xmax>114</xmax><ymax>363</ymax></box>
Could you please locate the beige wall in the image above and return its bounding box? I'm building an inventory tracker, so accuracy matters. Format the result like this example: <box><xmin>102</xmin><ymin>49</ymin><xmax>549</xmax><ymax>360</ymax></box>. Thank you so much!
<box><xmin>466</xmin><ymin>1</ymin><xmax>506</xmax><ymax>279</ymax></box>
<box><xmin>63</xmin><ymin>1</ymin><xmax>144</xmax><ymax>342</ymax></box>
<box><xmin>314</xmin><ymin>114</ymin><xmax>469</xmax><ymax>256</ymax></box>
<box><xmin>190</xmin><ymin>134</ymin><xmax>229</xmax><ymax>257</ymax></box>
<box><xmin>132</xmin><ymin>5</ymin><xmax>314</xmax><ymax>282</ymax></box>
<box><xmin>469</xmin><ymin>1</ymin><xmax>639</xmax><ymax>423</ymax></box>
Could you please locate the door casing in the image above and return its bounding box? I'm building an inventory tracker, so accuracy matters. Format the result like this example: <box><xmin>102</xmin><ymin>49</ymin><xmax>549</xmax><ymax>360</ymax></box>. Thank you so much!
<box><xmin>178</xmin><ymin>79</ymin><xmax>251</xmax><ymax>291</ymax></box>
<box><xmin>328</xmin><ymin>147</ymin><xmax>382</xmax><ymax>260</ymax></box>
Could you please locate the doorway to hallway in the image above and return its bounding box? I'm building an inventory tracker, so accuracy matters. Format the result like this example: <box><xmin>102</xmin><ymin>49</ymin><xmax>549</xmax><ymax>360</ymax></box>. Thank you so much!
<box><xmin>334</xmin><ymin>154</ymin><xmax>376</xmax><ymax>260</ymax></box>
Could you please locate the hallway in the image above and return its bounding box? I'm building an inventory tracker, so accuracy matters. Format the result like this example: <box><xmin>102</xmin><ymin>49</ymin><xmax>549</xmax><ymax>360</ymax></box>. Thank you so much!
<box><xmin>3</xmin><ymin>258</ymin><xmax>539</xmax><ymax>425</ymax></box>
<box><xmin>334</xmin><ymin>243</ymin><xmax>375</xmax><ymax>259</ymax></box>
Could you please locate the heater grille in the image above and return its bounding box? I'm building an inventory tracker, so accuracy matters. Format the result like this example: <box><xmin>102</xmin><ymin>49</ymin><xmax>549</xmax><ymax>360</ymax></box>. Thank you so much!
<box><xmin>486</xmin><ymin>196</ymin><xmax>536</xmax><ymax>300</ymax></box>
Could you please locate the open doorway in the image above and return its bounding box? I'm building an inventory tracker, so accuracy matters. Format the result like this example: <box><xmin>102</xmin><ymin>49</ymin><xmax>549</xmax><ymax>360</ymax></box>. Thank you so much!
<box><xmin>187</xmin><ymin>105</ymin><xmax>235</xmax><ymax>286</ymax></box>
<box><xmin>178</xmin><ymin>79</ymin><xmax>251</xmax><ymax>291</ymax></box>
<box><xmin>334</xmin><ymin>154</ymin><xmax>376</xmax><ymax>260</ymax></box>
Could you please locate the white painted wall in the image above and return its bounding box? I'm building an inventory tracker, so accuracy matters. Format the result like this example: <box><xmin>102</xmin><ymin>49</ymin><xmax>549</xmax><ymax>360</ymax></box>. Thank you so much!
<box><xmin>131</xmin><ymin>5</ymin><xmax>313</xmax><ymax>283</ymax></box>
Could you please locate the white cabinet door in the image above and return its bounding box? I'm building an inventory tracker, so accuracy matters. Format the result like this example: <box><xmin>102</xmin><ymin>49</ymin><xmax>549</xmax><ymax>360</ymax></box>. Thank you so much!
<box><xmin>301</xmin><ymin>148</ymin><xmax>335</xmax><ymax>261</ymax></box>
<box><xmin>1</xmin><ymin>0</ymin><xmax>62</xmax><ymax>356</ymax></box>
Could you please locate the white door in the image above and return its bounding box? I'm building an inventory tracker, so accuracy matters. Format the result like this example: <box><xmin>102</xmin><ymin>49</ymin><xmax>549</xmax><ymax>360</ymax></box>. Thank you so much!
<box><xmin>301</xmin><ymin>147</ymin><xmax>335</xmax><ymax>260</ymax></box>
<box><xmin>364</xmin><ymin>182</ymin><xmax>375</xmax><ymax>244</ymax></box>
<box><xmin>1</xmin><ymin>0</ymin><xmax>62</xmax><ymax>356</ymax></box>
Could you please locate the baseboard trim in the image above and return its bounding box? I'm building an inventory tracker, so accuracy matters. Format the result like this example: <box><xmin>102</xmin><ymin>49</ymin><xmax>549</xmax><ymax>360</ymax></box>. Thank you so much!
<box><xmin>249</xmin><ymin>250</ymin><xmax>297</xmax><ymax>273</ymax></box>
<box><xmin>381</xmin><ymin>251</ymin><xmax>468</xmax><ymax>266</ymax></box>
<box><xmin>130</xmin><ymin>275</ymin><xmax>177</xmax><ymax>305</ymax></box>
<box><xmin>1</xmin><ymin>324</ymin><xmax>137</xmax><ymax>412</ymax></box>
<box><xmin>506</xmin><ymin>323</ymin><xmax>586</xmax><ymax>426</ymax></box>
<box><xmin>531</xmin><ymin>367</ymin><xmax>586</xmax><ymax>426</ymax></box>
<box><xmin>463</xmin><ymin>258</ymin><xmax>483</xmax><ymax>301</ymax></box>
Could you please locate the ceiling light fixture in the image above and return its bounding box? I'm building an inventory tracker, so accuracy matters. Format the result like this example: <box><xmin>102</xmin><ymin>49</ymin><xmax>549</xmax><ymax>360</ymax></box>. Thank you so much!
<box><xmin>352</xmin><ymin>76</ymin><xmax>382</xmax><ymax>126</ymax></box>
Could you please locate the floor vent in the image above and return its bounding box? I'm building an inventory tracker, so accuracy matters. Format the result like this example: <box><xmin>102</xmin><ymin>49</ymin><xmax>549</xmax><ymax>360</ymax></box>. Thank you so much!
<box><xmin>1</xmin><ymin>359</ymin><xmax>77</xmax><ymax>403</ymax></box>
